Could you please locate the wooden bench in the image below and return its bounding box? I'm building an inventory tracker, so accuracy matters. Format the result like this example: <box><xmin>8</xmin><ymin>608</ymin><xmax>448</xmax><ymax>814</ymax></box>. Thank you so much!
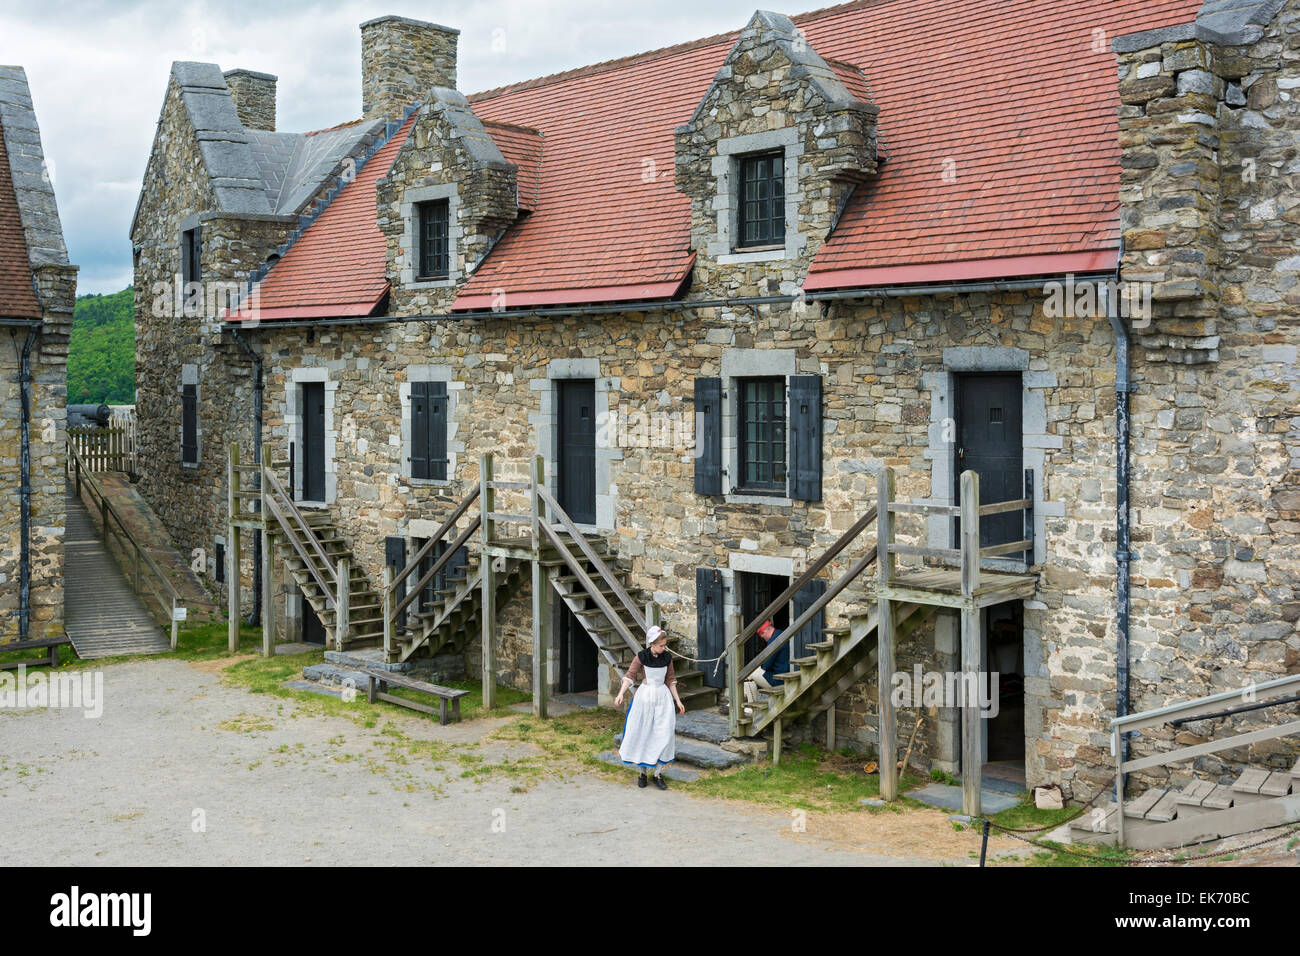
<box><xmin>362</xmin><ymin>667</ymin><xmax>469</xmax><ymax>725</ymax></box>
<box><xmin>0</xmin><ymin>636</ymin><xmax>71</xmax><ymax>671</ymax></box>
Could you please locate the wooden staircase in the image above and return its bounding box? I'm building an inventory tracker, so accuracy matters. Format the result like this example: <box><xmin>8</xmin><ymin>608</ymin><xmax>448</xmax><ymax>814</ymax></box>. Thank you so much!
<box><xmin>392</xmin><ymin>549</ymin><xmax>527</xmax><ymax>662</ymax></box>
<box><xmin>275</xmin><ymin>511</ymin><xmax>386</xmax><ymax>650</ymax></box>
<box><xmin>735</xmin><ymin>601</ymin><xmax>934</xmax><ymax>737</ymax></box>
<box><xmin>545</xmin><ymin>536</ymin><xmax>718</xmax><ymax>711</ymax></box>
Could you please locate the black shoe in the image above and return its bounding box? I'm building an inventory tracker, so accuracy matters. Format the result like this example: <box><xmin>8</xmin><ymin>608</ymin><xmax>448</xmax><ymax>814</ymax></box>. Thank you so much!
<box><xmin>653</xmin><ymin>774</ymin><xmax>668</xmax><ymax>790</ymax></box>
<box><xmin>637</xmin><ymin>771</ymin><xmax>648</xmax><ymax>788</ymax></box>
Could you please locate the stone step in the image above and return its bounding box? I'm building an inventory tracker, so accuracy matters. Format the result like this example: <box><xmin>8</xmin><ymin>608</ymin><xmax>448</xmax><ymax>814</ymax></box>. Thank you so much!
<box><xmin>612</xmin><ymin>731</ymin><xmax>750</xmax><ymax>769</ymax></box>
<box><xmin>325</xmin><ymin>648</ymin><xmax>414</xmax><ymax>672</ymax></box>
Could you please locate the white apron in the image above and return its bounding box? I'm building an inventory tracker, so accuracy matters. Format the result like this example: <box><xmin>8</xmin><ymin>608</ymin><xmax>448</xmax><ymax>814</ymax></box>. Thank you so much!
<box><xmin>619</xmin><ymin>664</ymin><xmax>676</xmax><ymax>768</ymax></box>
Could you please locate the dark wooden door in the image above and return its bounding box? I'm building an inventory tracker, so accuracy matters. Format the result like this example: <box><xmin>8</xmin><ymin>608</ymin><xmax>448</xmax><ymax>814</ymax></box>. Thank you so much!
<box><xmin>301</xmin><ymin>592</ymin><xmax>326</xmax><ymax>645</ymax></box>
<box><xmin>558</xmin><ymin>604</ymin><xmax>598</xmax><ymax>694</ymax></box>
<box><xmin>956</xmin><ymin>374</ymin><xmax>1023</xmax><ymax>549</ymax></box>
<box><xmin>557</xmin><ymin>379</ymin><xmax>596</xmax><ymax>525</ymax></box>
<box><xmin>302</xmin><ymin>382</ymin><xmax>326</xmax><ymax>502</ymax></box>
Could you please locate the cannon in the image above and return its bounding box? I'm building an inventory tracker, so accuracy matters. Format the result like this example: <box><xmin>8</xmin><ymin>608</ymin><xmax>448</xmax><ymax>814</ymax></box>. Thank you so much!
<box><xmin>68</xmin><ymin>403</ymin><xmax>112</xmax><ymax>428</ymax></box>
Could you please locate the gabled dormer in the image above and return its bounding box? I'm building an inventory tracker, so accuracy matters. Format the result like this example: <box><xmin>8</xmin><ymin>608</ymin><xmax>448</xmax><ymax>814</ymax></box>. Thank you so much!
<box><xmin>675</xmin><ymin>10</ymin><xmax>878</xmax><ymax>289</ymax></box>
<box><xmin>378</xmin><ymin>87</ymin><xmax>534</xmax><ymax>314</ymax></box>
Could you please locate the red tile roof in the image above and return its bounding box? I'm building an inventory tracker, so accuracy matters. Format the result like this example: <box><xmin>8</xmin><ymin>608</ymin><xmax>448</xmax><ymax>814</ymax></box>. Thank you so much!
<box><xmin>245</xmin><ymin>0</ymin><xmax>1204</xmax><ymax>318</ymax></box>
<box><xmin>0</xmin><ymin>118</ymin><xmax>41</xmax><ymax>319</ymax></box>
<box><xmin>484</xmin><ymin>120</ymin><xmax>544</xmax><ymax>212</ymax></box>
<box><xmin>802</xmin><ymin>0</ymin><xmax>1202</xmax><ymax>290</ymax></box>
<box><xmin>245</xmin><ymin>115</ymin><xmax>417</xmax><ymax>321</ymax></box>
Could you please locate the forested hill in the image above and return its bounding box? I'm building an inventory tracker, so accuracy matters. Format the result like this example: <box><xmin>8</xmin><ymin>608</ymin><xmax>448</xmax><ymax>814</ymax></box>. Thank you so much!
<box><xmin>68</xmin><ymin>286</ymin><xmax>134</xmax><ymax>405</ymax></box>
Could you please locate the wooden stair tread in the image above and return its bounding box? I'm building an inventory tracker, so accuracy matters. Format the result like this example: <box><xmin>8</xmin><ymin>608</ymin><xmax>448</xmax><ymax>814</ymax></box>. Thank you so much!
<box><xmin>1124</xmin><ymin>786</ymin><xmax>1167</xmax><ymax>819</ymax></box>
<box><xmin>1147</xmin><ymin>788</ymin><xmax>1181</xmax><ymax>823</ymax></box>
<box><xmin>1261</xmin><ymin>771</ymin><xmax>1294</xmax><ymax>797</ymax></box>
<box><xmin>1175</xmin><ymin>779</ymin><xmax>1217</xmax><ymax>806</ymax></box>
<box><xmin>1203</xmin><ymin>784</ymin><xmax>1235</xmax><ymax>810</ymax></box>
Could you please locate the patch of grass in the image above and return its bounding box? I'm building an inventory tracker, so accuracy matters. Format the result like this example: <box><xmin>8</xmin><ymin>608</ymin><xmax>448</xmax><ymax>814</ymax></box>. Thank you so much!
<box><xmin>216</xmin><ymin>713</ymin><xmax>275</xmax><ymax>734</ymax></box>
<box><xmin>989</xmin><ymin>795</ymin><xmax>1133</xmax><ymax>867</ymax></box>
<box><xmin>929</xmin><ymin>768</ymin><xmax>960</xmax><ymax>787</ymax></box>
<box><xmin>681</xmin><ymin>743</ymin><xmax>926</xmax><ymax>812</ymax></box>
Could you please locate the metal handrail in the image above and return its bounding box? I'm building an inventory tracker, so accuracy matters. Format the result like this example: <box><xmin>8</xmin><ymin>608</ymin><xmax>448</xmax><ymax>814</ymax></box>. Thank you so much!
<box><xmin>67</xmin><ymin>438</ymin><xmax>184</xmax><ymax>637</ymax></box>
<box><xmin>1111</xmin><ymin>673</ymin><xmax>1300</xmax><ymax>735</ymax></box>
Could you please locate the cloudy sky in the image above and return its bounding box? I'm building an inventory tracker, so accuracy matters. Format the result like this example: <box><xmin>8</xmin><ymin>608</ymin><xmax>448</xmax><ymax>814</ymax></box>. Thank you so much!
<box><xmin>1</xmin><ymin>0</ymin><xmax>776</xmax><ymax>295</ymax></box>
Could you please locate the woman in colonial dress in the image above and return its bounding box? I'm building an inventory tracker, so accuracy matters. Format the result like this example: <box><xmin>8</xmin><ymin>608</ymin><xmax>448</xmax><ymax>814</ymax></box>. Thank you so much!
<box><xmin>614</xmin><ymin>625</ymin><xmax>686</xmax><ymax>789</ymax></box>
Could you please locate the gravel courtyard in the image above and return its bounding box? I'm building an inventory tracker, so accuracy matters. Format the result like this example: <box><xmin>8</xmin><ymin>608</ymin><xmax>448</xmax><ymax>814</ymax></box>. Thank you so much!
<box><xmin>0</xmin><ymin>657</ymin><xmax>1023</xmax><ymax>866</ymax></box>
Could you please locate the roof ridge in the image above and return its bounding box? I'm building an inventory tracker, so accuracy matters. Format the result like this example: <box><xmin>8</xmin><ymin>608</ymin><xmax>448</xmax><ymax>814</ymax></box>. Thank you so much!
<box><xmin>468</xmin><ymin>0</ymin><xmax>899</xmax><ymax>104</ymax></box>
<box><xmin>307</xmin><ymin>117</ymin><xmax>366</xmax><ymax>136</ymax></box>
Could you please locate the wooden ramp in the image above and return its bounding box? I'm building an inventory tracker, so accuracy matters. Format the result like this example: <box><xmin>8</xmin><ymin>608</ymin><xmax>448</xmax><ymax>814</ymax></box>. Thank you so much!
<box><xmin>64</xmin><ymin>484</ymin><xmax>170</xmax><ymax>659</ymax></box>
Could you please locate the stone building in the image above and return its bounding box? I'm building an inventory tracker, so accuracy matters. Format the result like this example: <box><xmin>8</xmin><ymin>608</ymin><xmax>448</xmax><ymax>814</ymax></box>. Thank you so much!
<box><xmin>130</xmin><ymin>0</ymin><xmax>1300</xmax><ymax>800</ymax></box>
<box><xmin>0</xmin><ymin>66</ymin><xmax>75</xmax><ymax>646</ymax></box>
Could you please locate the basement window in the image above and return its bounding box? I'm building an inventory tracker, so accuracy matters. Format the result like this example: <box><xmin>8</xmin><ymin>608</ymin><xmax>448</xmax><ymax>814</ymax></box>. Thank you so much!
<box><xmin>416</xmin><ymin>199</ymin><xmax>450</xmax><ymax>280</ymax></box>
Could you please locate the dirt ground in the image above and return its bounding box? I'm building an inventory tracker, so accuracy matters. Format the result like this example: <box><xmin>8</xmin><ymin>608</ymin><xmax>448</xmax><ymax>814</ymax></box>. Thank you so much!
<box><xmin>3</xmin><ymin>657</ymin><xmax>1293</xmax><ymax>866</ymax></box>
<box><xmin>0</xmin><ymin>658</ymin><xmax>1019</xmax><ymax>866</ymax></box>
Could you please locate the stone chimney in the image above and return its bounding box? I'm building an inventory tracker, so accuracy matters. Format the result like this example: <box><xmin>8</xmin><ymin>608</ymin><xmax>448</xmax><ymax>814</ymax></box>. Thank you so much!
<box><xmin>361</xmin><ymin>15</ymin><xmax>459</xmax><ymax>121</ymax></box>
<box><xmin>224</xmin><ymin>69</ymin><xmax>277</xmax><ymax>131</ymax></box>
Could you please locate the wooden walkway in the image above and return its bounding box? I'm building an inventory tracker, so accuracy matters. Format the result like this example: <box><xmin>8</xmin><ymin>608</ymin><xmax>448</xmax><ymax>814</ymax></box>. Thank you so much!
<box><xmin>64</xmin><ymin>484</ymin><xmax>170</xmax><ymax>659</ymax></box>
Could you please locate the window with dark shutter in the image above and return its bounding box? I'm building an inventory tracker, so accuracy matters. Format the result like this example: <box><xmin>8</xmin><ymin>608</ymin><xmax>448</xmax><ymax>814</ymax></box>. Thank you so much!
<box><xmin>417</xmin><ymin>200</ymin><xmax>450</xmax><ymax>279</ymax></box>
<box><xmin>181</xmin><ymin>383</ymin><xmax>198</xmax><ymax>464</ymax></box>
<box><xmin>738</xmin><ymin>377</ymin><xmax>786</xmax><ymax>493</ymax></box>
<box><xmin>181</xmin><ymin>227</ymin><xmax>201</xmax><ymax>286</ymax></box>
<box><xmin>694</xmin><ymin>377</ymin><xmax>722</xmax><ymax>495</ymax></box>
<box><xmin>385</xmin><ymin>536</ymin><xmax>407</xmax><ymax>629</ymax></box>
<box><xmin>737</xmin><ymin>151</ymin><xmax>785</xmax><ymax>248</ymax></box>
<box><xmin>410</xmin><ymin>380</ymin><xmax>449</xmax><ymax>480</ymax></box>
<box><xmin>791</xmin><ymin>577</ymin><xmax>827</xmax><ymax>659</ymax></box>
<box><xmin>788</xmin><ymin>375</ymin><xmax>823</xmax><ymax>501</ymax></box>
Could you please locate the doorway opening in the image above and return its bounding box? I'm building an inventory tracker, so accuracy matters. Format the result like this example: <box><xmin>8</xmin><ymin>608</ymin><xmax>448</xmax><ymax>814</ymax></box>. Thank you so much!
<box><xmin>301</xmin><ymin>590</ymin><xmax>326</xmax><ymax>645</ymax></box>
<box><xmin>954</xmin><ymin>372</ymin><xmax>1024</xmax><ymax>555</ymax></box>
<box><xmin>738</xmin><ymin>571</ymin><xmax>790</xmax><ymax>667</ymax></box>
<box><xmin>557</xmin><ymin>602</ymin><xmax>598</xmax><ymax>694</ymax></box>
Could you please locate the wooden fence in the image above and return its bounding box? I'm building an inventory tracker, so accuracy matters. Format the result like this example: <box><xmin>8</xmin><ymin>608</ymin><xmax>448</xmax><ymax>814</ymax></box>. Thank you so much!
<box><xmin>68</xmin><ymin>425</ymin><xmax>129</xmax><ymax>473</ymax></box>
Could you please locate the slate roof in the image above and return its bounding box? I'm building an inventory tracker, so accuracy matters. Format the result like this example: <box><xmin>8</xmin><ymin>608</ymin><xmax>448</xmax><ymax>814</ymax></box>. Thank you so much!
<box><xmin>245</xmin><ymin>113</ymin><xmax>419</xmax><ymax>321</ymax></box>
<box><xmin>0</xmin><ymin>65</ymin><xmax>69</xmax><ymax>319</ymax></box>
<box><xmin>228</xmin><ymin>0</ymin><xmax>1216</xmax><ymax>319</ymax></box>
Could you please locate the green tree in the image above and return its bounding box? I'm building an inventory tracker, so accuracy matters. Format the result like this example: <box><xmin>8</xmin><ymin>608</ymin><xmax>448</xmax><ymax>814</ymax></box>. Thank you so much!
<box><xmin>67</xmin><ymin>287</ymin><xmax>135</xmax><ymax>405</ymax></box>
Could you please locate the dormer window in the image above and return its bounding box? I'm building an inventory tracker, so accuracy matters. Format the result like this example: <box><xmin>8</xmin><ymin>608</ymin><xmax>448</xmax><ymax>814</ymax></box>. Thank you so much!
<box><xmin>737</xmin><ymin>151</ymin><xmax>785</xmax><ymax>248</ymax></box>
<box><xmin>417</xmin><ymin>199</ymin><xmax>450</xmax><ymax>279</ymax></box>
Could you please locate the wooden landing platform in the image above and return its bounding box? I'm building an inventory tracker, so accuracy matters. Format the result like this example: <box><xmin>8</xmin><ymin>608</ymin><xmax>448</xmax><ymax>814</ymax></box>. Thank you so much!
<box><xmin>64</xmin><ymin>485</ymin><xmax>170</xmax><ymax>660</ymax></box>
<box><xmin>879</xmin><ymin>567</ymin><xmax>1037</xmax><ymax>609</ymax></box>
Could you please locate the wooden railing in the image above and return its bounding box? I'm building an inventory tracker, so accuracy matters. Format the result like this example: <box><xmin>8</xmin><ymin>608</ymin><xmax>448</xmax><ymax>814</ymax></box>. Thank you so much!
<box><xmin>1110</xmin><ymin>674</ymin><xmax>1300</xmax><ymax>846</ymax></box>
<box><xmin>68</xmin><ymin>425</ymin><xmax>129</xmax><ymax>473</ymax></box>
<box><xmin>255</xmin><ymin>446</ymin><xmax>343</xmax><ymax>638</ymax></box>
<box><xmin>67</xmin><ymin>437</ymin><xmax>185</xmax><ymax>647</ymax></box>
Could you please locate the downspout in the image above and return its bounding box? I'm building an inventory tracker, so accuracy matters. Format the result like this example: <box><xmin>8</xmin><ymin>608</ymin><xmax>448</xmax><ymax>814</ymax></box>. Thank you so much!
<box><xmin>232</xmin><ymin>329</ymin><xmax>262</xmax><ymax>624</ymax></box>
<box><xmin>15</xmin><ymin>326</ymin><xmax>37</xmax><ymax>641</ymax></box>
<box><xmin>1105</xmin><ymin>246</ymin><xmax>1134</xmax><ymax>795</ymax></box>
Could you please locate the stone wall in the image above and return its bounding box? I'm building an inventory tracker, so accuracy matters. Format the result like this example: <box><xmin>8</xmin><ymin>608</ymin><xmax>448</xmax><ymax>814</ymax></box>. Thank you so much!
<box><xmin>223</xmin><ymin>70</ymin><xmax>276</xmax><ymax>132</ymax></box>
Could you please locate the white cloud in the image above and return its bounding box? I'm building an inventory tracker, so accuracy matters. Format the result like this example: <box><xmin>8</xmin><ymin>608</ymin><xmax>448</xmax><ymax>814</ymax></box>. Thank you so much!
<box><xmin>1</xmin><ymin>0</ymin><xmax>762</xmax><ymax>294</ymax></box>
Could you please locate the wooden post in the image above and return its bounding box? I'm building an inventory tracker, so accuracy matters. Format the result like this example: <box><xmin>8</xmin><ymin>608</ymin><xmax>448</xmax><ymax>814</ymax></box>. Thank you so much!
<box><xmin>170</xmin><ymin>597</ymin><xmax>180</xmax><ymax>651</ymax></box>
<box><xmin>530</xmin><ymin>454</ymin><xmax>549</xmax><ymax>719</ymax></box>
<box><xmin>336</xmin><ymin>556</ymin><xmax>350</xmax><ymax>651</ymax></box>
<box><xmin>876</xmin><ymin>466</ymin><xmax>898</xmax><ymax>802</ymax></box>
<box><xmin>1115</xmin><ymin>730</ymin><xmax>1126</xmax><ymax>846</ymax></box>
<box><xmin>959</xmin><ymin>469</ymin><xmax>982</xmax><ymax>817</ymax></box>
<box><xmin>383</xmin><ymin>564</ymin><xmax>395</xmax><ymax>661</ymax></box>
<box><xmin>480</xmin><ymin>453</ymin><xmax>497</xmax><ymax>711</ymax></box>
<box><xmin>260</xmin><ymin>444</ymin><xmax>274</xmax><ymax>657</ymax></box>
<box><xmin>227</xmin><ymin>443</ymin><xmax>241</xmax><ymax>654</ymax></box>
<box><xmin>261</xmin><ymin>528</ymin><xmax>275</xmax><ymax>657</ymax></box>
<box><xmin>773</xmin><ymin>716</ymin><xmax>783</xmax><ymax>766</ymax></box>
<box><xmin>727</xmin><ymin>611</ymin><xmax>742</xmax><ymax>738</ymax></box>
<box><xmin>826</xmin><ymin>704</ymin><xmax>836</xmax><ymax>750</ymax></box>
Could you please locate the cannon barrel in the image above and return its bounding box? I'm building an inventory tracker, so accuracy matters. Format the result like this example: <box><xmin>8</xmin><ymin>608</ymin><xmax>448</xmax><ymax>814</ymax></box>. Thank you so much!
<box><xmin>68</xmin><ymin>403</ymin><xmax>112</xmax><ymax>427</ymax></box>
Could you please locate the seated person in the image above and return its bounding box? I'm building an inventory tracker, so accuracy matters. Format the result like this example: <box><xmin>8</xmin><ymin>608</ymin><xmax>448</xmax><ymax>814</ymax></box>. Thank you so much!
<box><xmin>750</xmin><ymin>619</ymin><xmax>789</xmax><ymax>689</ymax></box>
